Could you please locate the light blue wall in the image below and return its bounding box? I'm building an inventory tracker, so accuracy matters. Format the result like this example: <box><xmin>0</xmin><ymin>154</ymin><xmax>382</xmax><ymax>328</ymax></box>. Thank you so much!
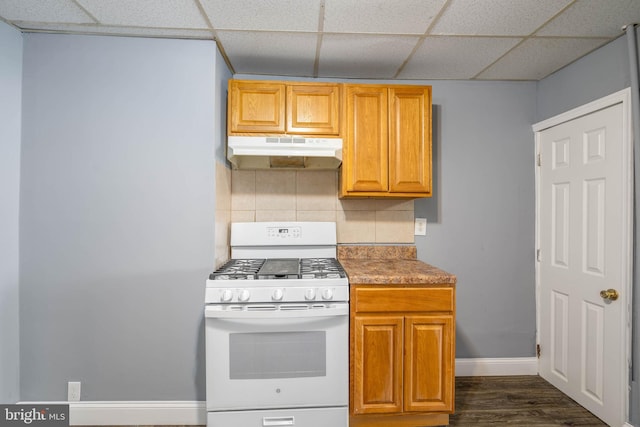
<box><xmin>536</xmin><ymin>35</ymin><xmax>630</xmax><ymax>121</ymax></box>
<box><xmin>20</xmin><ymin>33</ymin><xmax>221</xmax><ymax>400</ymax></box>
<box><xmin>0</xmin><ymin>21</ymin><xmax>22</xmax><ymax>404</ymax></box>
<box><xmin>415</xmin><ymin>81</ymin><xmax>537</xmax><ymax>358</ymax></box>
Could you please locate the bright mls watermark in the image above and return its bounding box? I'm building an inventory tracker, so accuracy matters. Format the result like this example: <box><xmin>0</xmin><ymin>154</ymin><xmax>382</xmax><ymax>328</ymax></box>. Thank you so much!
<box><xmin>0</xmin><ymin>405</ymin><xmax>68</xmax><ymax>426</ymax></box>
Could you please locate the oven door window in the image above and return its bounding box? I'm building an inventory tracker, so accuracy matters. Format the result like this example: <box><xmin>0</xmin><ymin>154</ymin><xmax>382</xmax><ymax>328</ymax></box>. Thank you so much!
<box><xmin>229</xmin><ymin>331</ymin><xmax>326</xmax><ymax>379</ymax></box>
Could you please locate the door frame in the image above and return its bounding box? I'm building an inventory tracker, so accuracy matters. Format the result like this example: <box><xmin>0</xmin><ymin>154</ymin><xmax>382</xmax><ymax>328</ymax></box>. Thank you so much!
<box><xmin>532</xmin><ymin>87</ymin><xmax>633</xmax><ymax>425</ymax></box>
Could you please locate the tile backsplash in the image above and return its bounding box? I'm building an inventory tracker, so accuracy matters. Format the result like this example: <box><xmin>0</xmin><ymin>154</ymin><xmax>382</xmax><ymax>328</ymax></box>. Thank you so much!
<box><xmin>214</xmin><ymin>160</ymin><xmax>232</xmax><ymax>268</ymax></box>
<box><xmin>230</xmin><ymin>169</ymin><xmax>415</xmax><ymax>244</ymax></box>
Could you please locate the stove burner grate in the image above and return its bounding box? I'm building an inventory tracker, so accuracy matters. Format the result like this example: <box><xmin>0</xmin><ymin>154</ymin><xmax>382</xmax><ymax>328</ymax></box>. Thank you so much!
<box><xmin>209</xmin><ymin>259</ymin><xmax>265</xmax><ymax>280</ymax></box>
<box><xmin>300</xmin><ymin>258</ymin><xmax>347</xmax><ymax>279</ymax></box>
<box><xmin>210</xmin><ymin>258</ymin><xmax>347</xmax><ymax>280</ymax></box>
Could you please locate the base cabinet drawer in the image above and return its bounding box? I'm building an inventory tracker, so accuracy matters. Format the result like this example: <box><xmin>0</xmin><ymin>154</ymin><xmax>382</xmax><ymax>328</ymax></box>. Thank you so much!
<box><xmin>354</xmin><ymin>287</ymin><xmax>453</xmax><ymax>313</ymax></box>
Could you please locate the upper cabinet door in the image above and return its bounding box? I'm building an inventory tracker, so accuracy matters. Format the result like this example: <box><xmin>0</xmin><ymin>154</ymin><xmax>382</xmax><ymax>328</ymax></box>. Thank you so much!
<box><xmin>389</xmin><ymin>86</ymin><xmax>432</xmax><ymax>195</ymax></box>
<box><xmin>286</xmin><ymin>84</ymin><xmax>340</xmax><ymax>135</ymax></box>
<box><xmin>343</xmin><ymin>85</ymin><xmax>389</xmax><ymax>193</ymax></box>
<box><xmin>229</xmin><ymin>81</ymin><xmax>286</xmax><ymax>134</ymax></box>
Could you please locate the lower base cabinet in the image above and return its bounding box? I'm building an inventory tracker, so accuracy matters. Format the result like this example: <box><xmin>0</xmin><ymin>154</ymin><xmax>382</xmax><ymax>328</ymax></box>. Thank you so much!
<box><xmin>350</xmin><ymin>286</ymin><xmax>455</xmax><ymax>426</ymax></box>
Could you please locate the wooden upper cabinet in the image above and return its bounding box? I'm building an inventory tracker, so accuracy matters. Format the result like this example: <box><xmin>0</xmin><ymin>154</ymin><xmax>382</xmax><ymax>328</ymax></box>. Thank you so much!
<box><xmin>228</xmin><ymin>80</ymin><xmax>341</xmax><ymax>136</ymax></box>
<box><xmin>287</xmin><ymin>84</ymin><xmax>340</xmax><ymax>135</ymax></box>
<box><xmin>229</xmin><ymin>80</ymin><xmax>286</xmax><ymax>134</ymax></box>
<box><xmin>341</xmin><ymin>84</ymin><xmax>432</xmax><ymax>199</ymax></box>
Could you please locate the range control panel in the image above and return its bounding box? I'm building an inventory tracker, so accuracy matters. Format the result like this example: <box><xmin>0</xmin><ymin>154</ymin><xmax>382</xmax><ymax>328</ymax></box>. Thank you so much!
<box><xmin>267</xmin><ymin>226</ymin><xmax>301</xmax><ymax>240</ymax></box>
<box><xmin>230</xmin><ymin>222</ymin><xmax>337</xmax><ymax>247</ymax></box>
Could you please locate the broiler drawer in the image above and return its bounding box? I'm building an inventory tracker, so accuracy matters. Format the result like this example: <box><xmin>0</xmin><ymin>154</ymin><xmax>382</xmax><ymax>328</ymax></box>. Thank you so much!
<box><xmin>352</xmin><ymin>287</ymin><xmax>454</xmax><ymax>313</ymax></box>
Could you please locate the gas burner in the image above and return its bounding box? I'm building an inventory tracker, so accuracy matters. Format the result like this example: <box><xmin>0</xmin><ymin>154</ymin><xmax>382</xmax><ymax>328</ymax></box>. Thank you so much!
<box><xmin>300</xmin><ymin>258</ymin><xmax>347</xmax><ymax>279</ymax></box>
<box><xmin>210</xmin><ymin>259</ymin><xmax>265</xmax><ymax>280</ymax></box>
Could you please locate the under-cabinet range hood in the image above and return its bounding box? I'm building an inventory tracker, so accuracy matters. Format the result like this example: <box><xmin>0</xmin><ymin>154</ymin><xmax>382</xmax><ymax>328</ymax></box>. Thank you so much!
<box><xmin>227</xmin><ymin>136</ymin><xmax>342</xmax><ymax>169</ymax></box>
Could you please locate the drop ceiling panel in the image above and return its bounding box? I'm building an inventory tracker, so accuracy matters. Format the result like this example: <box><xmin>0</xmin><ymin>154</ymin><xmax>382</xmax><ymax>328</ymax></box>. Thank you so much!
<box><xmin>0</xmin><ymin>0</ymin><xmax>93</xmax><ymax>24</ymax></box>
<box><xmin>477</xmin><ymin>37</ymin><xmax>610</xmax><ymax>80</ymax></box>
<box><xmin>431</xmin><ymin>0</ymin><xmax>572</xmax><ymax>35</ymax></box>
<box><xmin>398</xmin><ymin>36</ymin><xmax>521</xmax><ymax>79</ymax></box>
<box><xmin>200</xmin><ymin>0</ymin><xmax>322</xmax><ymax>31</ymax></box>
<box><xmin>319</xmin><ymin>34</ymin><xmax>418</xmax><ymax>78</ymax></box>
<box><xmin>536</xmin><ymin>0</ymin><xmax>640</xmax><ymax>37</ymax></box>
<box><xmin>323</xmin><ymin>0</ymin><xmax>446</xmax><ymax>34</ymax></box>
<box><xmin>76</xmin><ymin>0</ymin><xmax>209</xmax><ymax>29</ymax></box>
<box><xmin>216</xmin><ymin>31</ymin><xmax>317</xmax><ymax>77</ymax></box>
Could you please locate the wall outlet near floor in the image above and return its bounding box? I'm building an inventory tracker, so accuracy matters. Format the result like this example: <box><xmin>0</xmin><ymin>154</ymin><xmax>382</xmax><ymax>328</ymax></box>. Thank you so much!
<box><xmin>414</xmin><ymin>218</ymin><xmax>427</xmax><ymax>236</ymax></box>
<box><xmin>68</xmin><ymin>381</ymin><xmax>81</xmax><ymax>401</ymax></box>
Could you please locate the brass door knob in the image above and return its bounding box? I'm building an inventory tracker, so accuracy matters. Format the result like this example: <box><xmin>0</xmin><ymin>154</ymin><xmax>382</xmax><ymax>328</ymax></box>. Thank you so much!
<box><xmin>600</xmin><ymin>289</ymin><xmax>619</xmax><ymax>301</ymax></box>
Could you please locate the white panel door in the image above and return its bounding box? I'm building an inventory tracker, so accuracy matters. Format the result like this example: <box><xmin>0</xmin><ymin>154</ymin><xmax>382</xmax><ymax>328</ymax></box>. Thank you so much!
<box><xmin>538</xmin><ymin>102</ymin><xmax>627</xmax><ymax>427</ymax></box>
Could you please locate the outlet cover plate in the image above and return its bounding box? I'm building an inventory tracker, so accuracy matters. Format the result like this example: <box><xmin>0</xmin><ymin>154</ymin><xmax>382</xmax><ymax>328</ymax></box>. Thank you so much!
<box><xmin>68</xmin><ymin>381</ymin><xmax>81</xmax><ymax>401</ymax></box>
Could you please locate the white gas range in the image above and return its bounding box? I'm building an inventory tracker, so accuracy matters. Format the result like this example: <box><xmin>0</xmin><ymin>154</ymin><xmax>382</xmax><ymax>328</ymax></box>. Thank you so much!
<box><xmin>205</xmin><ymin>222</ymin><xmax>349</xmax><ymax>427</ymax></box>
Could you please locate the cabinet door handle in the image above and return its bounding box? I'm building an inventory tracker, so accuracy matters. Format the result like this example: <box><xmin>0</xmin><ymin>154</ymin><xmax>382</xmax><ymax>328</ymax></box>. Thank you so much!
<box><xmin>263</xmin><ymin>416</ymin><xmax>295</xmax><ymax>426</ymax></box>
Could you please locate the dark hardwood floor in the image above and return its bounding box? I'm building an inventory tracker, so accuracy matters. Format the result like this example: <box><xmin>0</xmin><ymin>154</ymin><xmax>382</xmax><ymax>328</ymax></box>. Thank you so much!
<box><xmin>450</xmin><ymin>376</ymin><xmax>607</xmax><ymax>426</ymax></box>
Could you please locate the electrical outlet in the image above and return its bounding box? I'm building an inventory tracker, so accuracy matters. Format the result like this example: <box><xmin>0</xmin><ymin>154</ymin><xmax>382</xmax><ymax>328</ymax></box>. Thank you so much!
<box><xmin>68</xmin><ymin>381</ymin><xmax>81</xmax><ymax>401</ymax></box>
<box><xmin>414</xmin><ymin>218</ymin><xmax>427</xmax><ymax>236</ymax></box>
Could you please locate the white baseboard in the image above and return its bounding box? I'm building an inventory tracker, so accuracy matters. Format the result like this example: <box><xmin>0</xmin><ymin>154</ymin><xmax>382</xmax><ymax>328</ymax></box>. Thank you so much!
<box><xmin>16</xmin><ymin>401</ymin><xmax>207</xmax><ymax>426</ymax></box>
<box><xmin>69</xmin><ymin>401</ymin><xmax>206</xmax><ymax>425</ymax></box>
<box><xmin>455</xmin><ymin>357</ymin><xmax>538</xmax><ymax>376</ymax></box>
<box><xmin>71</xmin><ymin>401</ymin><xmax>207</xmax><ymax>425</ymax></box>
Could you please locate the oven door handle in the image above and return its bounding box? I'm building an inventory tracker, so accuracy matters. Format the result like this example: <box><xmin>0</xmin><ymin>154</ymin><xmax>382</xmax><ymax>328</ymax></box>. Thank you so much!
<box><xmin>205</xmin><ymin>303</ymin><xmax>348</xmax><ymax>319</ymax></box>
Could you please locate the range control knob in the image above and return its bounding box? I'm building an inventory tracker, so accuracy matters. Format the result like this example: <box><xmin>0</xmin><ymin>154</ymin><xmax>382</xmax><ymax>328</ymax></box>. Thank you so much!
<box><xmin>272</xmin><ymin>288</ymin><xmax>284</xmax><ymax>301</ymax></box>
<box><xmin>220</xmin><ymin>289</ymin><xmax>233</xmax><ymax>302</ymax></box>
<box><xmin>321</xmin><ymin>288</ymin><xmax>334</xmax><ymax>300</ymax></box>
<box><xmin>238</xmin><ymin>289</ymin><xmax>251</xmax><ymax>302</ymax></box>
<box><xmin>304</xmin><ymin>288</ymin><xmax>316</xmax><ymax>301</ymax></box>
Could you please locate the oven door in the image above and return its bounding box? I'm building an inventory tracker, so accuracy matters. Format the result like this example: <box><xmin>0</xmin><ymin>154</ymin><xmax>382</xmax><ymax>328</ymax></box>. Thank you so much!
<box><xmin>205</xmin><ymin>303</ymin><xmax>348</xmax><ymax>411</ymax></box>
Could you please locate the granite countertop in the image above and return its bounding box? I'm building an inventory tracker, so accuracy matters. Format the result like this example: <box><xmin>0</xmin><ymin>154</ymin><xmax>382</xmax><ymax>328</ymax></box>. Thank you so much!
<box><xmin>338</xmin><ymin>245</ymin><xmax>456</xmax><ymax>286</ymax></box>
